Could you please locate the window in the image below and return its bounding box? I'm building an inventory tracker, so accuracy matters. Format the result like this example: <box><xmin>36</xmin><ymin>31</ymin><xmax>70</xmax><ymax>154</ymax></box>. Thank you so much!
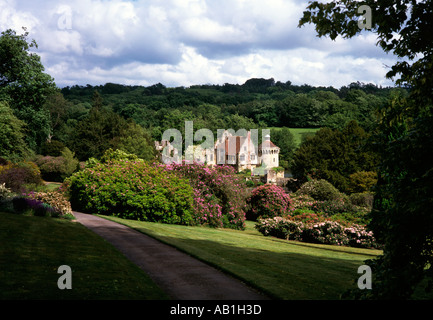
<box><xmin>240</xmin><ymin>154</ymin><xmax>245</xmax><ymax>162</ymax></box>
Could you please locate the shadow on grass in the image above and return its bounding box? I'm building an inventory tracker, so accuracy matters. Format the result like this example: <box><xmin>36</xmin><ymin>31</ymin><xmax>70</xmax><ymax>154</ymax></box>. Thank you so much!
<box><xmin>0</xmin><ymin>212</ymin><xmax>169</xmax><ymax>300</ymax></box>
<box><xmin>123</xmin><ymin>227</ymin><xmax>368</xmax><ymax>300</ymax></box>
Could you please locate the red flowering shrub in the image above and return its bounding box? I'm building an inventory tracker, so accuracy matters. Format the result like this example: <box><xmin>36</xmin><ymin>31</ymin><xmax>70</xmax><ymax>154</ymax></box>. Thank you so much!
<box><xmin>163</xmin><ymin>162</ymin><xmax>247</xmax><ymax>229</ymax></box>
<box><xmin>291</xmin><ymin>211</ymin><xmax>325</xmax><ymax>224</ymax></box>
<box><xmin>246</xmin><ymin>184</ymin><xmax>293</xmax><ymax>221</ymax></box>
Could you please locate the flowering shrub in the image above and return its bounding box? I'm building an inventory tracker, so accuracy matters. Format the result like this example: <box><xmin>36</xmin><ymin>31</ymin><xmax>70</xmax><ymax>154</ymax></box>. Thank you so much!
<box><xmin>344</xmin><ymin>224</ymin><xmax>377</xmax><ymax>248</ymax></box>
<box><xmin>26</xmin><ymin>191</ymin><xmax>73</xmax><ymax>216</ymax></box>
<box><xmin>256</xmin><ymin>217</ymin><xmax>380</xmax><ymax>249</ymax></box>
<box><xmin>256</xmin><ymin>217</ymin><xmax>303</xmax><ymax>241</ymax></box>
<box><xmin>290</xmin><ymin>210</ymin><xmax>325</xmax><ymax>224</ymax></box>
<box><xmin>9</xmin><ymin>191</ymin><xmax>72</xmax><ymax>217</ymax></box>
<box><xmin>302</xmin><ymin>221</ymin><xmax>348</xmax><ymax>246</ymax></box>
<box><xmin>0</xmin><ymin>182</ymin><xmax>12</xmax><ymax>200</ymax></box>
<box><xmin>0</xmin><ymin>183</ymin><xmax>14</xmax><ymax>212</ymax></box>
<box><xmin>163</xmin><ymin>162</ymin><xmax>247</xmax><ymax>229</ymax></box>
<box><xmin>246</xmin><ymin>184</ymin><xmax>293</xmax><ymax>221</ymax></box>
<box><xmin>66</xmin><ymin>160</ymin><xmax>194</xmax><ymax>225</ymax></box>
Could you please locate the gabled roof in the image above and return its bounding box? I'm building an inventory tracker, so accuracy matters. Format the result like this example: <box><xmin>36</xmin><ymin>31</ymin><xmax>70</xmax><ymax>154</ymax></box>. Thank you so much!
<box><xmin>258</xmin><ymin>140</ymin><xmax>279</xmax><ymax>149</ymax></box>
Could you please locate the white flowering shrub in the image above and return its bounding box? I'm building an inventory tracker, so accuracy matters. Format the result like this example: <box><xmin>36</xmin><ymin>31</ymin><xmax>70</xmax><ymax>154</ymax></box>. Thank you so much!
<box><xmin>0</xmin><ymin>183</ymin><xmax>12</xmax><ymax>199</ymax></box>
<box><xmin>256</xmin><ymin>217</ymin><xmax>380</xmax><ymax>249</ymax></box>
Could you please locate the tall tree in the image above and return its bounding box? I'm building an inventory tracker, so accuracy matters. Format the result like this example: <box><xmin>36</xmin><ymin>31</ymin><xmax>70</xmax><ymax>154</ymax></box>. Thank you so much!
<box><xmin>299</xmin><ymin>0</ymin><xmax>433</xmax><ymax>299</ymax></box>
<box><xmin>0</xmin><ymin>101</ymin><xmax>29</xmax><ymax>161</ymax></box>
<box><xmin>270</xmin><ymin>127</ymin><xmax>296</xmax><ymax>169</ymax></box>
<box><xmin>291</xmin><ymin>121</ymin><xmax>377</xmax><ymax>193</ymax></box>
<box><xmin>0</xmin><ymin>28</ymin><xmax>57</xmax><ymax>151</ymax></box>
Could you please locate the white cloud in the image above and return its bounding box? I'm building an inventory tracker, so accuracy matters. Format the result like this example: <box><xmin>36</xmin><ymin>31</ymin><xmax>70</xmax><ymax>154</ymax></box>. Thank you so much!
<box><xmin>1</xmin><ymin>0</ymin><xmax>398</xmax><ymax>88</ymax></box>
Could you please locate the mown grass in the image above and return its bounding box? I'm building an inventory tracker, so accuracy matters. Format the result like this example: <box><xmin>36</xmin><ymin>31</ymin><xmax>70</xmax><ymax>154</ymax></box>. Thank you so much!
<box><xmin>269</xmin><ymin>127</ymin><xmax>319</xmax><ymax>146</ymax></box>
<box><xmin>0</xmin><ymin>211</ymin><xmax>169</xmax><ymax>300</ymax></box>
<box><xmin>102</xmin><ymin>216</ymin><xmax>382</xmax><ymax>300</ymax></box>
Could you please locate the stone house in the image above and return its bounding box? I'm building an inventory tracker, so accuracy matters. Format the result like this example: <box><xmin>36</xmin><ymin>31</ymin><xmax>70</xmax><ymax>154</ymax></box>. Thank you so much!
<box><xmin>155</xmin><ymin>130</ymin><xmax>281</xmax><ymax>177</ymax></box>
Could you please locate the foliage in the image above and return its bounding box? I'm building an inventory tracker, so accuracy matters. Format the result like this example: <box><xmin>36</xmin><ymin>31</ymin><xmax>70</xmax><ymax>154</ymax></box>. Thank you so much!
<box><xmin>291</xmin><ymin>121</ymin><xmax>379</xmax><ymax>193</ymax></box>
<box><xmin>246</xmin><ymin>184</ymin><xmax>293</xmax><ymax>221</ymax></box>
<box><xmin>0</xmin><ymin>183</ymin><xmax>12</xmax><ymax>200</ymax></box>
<box><xmin>256</xmin><ymin>217</ymin><xmax>379</xmax><ymax>249</ymax></box>
<box><xmin>40</xmin><ymin>140</ymin><xmax>67</xmax><ymax>157</ymax></box>
<box><xmin>163</xmin><ymin>162</ymin><xmax>248</xmax><ymax>229</ymax></box>
<box><xmin>0</xmin><ymin>101</ymin><xmax>29</xmax><ymax>161</ymax></box>
<box><xmin>299</xmin><ymin>0</ymin><xmax>433</xmax><ymax>299</ymax></box>
<box><xmin>295</xmin><ymin>179</ymin><xmax>343</xmax><ymax>201</ymax></box>
<box><xmin>68</xmin><ymin>95</ymin><xmax>155</xmax><ymax>161</ymax></box>
<box><xmin>0</xmin><ymin>182</ymin><xmax>14</xmax><ymax>212</ymax></box>
<box><xmin>100</xmin><ymin>148</ymin><xmax>141</xmax><ymax>163</ymax></box>
<box><xmin>0</xmin><ymin>28</ymin><xmax>56</xmax><ymax>151</ymax></box>
<box><xmin>255</xmin><ymin>216</ymin><xmax>303</xmax><ymax>241</ymax></box>
<box><xmin>349</xmin><ymin>192</ymin><xmax>374</xmax><ymax>210</ymax></box>
<box><xmin>25</xmin><ymin>191</ymin><xmax>72</xmax><ymax>217</ymax></box>
<box><xmin>0</xmin><ymin>161</ymin><xmax>44</xmax><ymax>193</ymax></box>
<box><xmin>301</xmin><ymin>220</ymin><xmax>349</xmax><ymax>246</ymax></box>
<box><xmin>66</xmin><ymin>159</ymin><xmax>195</xmax><ymax>225</ymax></box>
<box><xmin>269</xmin><ymin>127</ymin><xmax>296</xmax><ymax>169</ymax></box>
<box><xmin>34</xmin><ymin>148</ymin><xmax>79</xmax><ymax>182</ymax></box>
<box><xmin>290</xmin><ymin>184</ymin><xmax>371</xmax><ymax>227</ymax></box>
<box><xmin>348</xmin><ymin>171</ymin><xmax>377</xmax><ymax>193</ymax></box>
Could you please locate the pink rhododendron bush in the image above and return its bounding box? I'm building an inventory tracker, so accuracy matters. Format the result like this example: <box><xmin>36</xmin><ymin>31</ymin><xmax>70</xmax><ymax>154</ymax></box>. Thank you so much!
<box><xmin>246</xmin><ymin>184</ymin><xmax>294</xmax><ymax>221</ymax></box>
<box><xmin>66</xmin><ymin>159</ymin><xmax>248</xmax><ymax>229</ymax></box>
<box><xmin>163</xmin><ymin>162</ymin><xmax>248</xmax><ymax>229</ymax></box>
<box><xmin>251</xmin><ymin>180</ymin><xmax>380</xmax><ymax>249</ymax></box>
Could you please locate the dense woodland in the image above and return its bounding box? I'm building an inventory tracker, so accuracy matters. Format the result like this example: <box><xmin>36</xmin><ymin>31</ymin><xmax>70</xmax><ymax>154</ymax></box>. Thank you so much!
<box><xmin>55</xmin><ymin>79</ymin><xmax>397</xmax><ymax>164</ymax></box>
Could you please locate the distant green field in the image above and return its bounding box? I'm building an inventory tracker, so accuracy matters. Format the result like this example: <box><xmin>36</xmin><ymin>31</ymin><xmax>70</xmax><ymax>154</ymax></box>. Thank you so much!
<box><xmin>269</xmin><ymin>127</ymin><xmax>320</xmax><ymax>146</ymax></box>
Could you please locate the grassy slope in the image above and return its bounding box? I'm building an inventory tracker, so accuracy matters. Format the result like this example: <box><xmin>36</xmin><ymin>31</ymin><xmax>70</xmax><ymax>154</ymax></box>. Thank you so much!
<box><xmin>0</xmin><ymin>212</ymin><xmax>168</xmax><ymax>300</ymax></box>
<box><xmin>102</xmin><ymin>217</ymin><xmax>381</xmax><ymax>300</ymax></box>
<box><xmin>269</xmin><ymin>127</ymin><xmax>320</xmax><ymax>146</ymax></box>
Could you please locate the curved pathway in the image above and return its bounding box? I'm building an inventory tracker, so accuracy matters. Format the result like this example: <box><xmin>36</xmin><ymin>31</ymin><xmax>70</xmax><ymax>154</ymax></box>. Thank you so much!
<box><xmin>73</xmin><ymin>212</ymin><xmax>268</xmax><ymax>300</ymax></box>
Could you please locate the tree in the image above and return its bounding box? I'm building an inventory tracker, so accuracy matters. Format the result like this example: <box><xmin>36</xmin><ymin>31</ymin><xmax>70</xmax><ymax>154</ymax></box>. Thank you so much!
<box><xmin>291</xmin><ymin>121</ymin><xmax>378</xmax><ymax>193</ymax></box>
<box><xmin>0</xmin><ymin>101</ymin><xmax>29</xmax><ymax>161</ymax></box>
<box><xmin>270</xmin><ymin>127</ymin><xmax>296</xmax><ymax>169</ymax></box>
<box><xmin>0</xmin><ymin>28</ymin><xmax>57</xmax><ymax>151</ymax></box>
<box><xmin>43</xmin><ymin>92</ymin><xmax>72</xmax><ymax>141</ymax></box>
<box><xmin>300</xmin><ymin>0</ymin><xmax>433</xmax><ymax>299</ymax></box>
<box><xmin>69</xmin><ymin>102</ymin><xmax>126</xmax><ymax>161</ymax></box>
<box><xmin>116</xmin><ymin>120</ymin><xmax>157</xmax><ymax>162</ymax></box>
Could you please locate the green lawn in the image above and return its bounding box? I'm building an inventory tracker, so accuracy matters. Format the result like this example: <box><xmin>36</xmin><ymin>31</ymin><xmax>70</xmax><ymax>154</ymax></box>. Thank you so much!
<box><xmin>269</xmin><ymin>127</ymin><xmax>320</xmax><ymax>146</ymax></box>
<box><xmin>101</xmin><ymin>216</ymin><xmax>381</xmax><ymax>300</ymax></box>
<box><xmin>0</xmin><ymin>212</ymin><xmax>168</xmax><ymax>300</ymax></box>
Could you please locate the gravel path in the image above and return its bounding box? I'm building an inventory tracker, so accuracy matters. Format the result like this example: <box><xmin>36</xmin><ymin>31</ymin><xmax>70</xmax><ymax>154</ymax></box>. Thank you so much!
<box><xmin>73</xmin><ymin>212</ymin><xmax>268</xmax><ymax>300</ymax></box>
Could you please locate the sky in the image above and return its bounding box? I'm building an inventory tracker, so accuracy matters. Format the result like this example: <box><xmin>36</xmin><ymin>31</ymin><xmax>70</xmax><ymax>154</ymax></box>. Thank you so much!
<box><xmin>1</xmin><ymin>0</ymin><xmax>399</xmax><ymax>88</ymax></box>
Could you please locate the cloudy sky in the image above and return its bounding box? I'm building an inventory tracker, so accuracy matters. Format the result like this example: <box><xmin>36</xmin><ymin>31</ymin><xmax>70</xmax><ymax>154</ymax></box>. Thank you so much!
<box><xmin>1</xmin><ymin>0</ymin><xmax>399</xmax><ymax>88</ymax></box>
